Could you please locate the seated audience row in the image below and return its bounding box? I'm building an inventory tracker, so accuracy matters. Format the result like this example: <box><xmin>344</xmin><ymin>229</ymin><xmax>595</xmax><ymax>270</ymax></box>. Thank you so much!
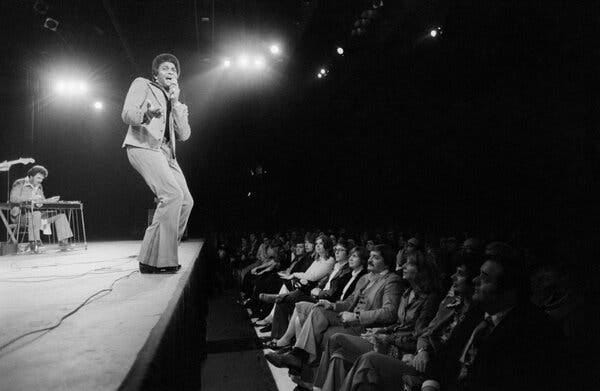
<box><xmin>221</xmin><ymin>229</ymin><xmax>579</xmax><ymax>391</ymax></box>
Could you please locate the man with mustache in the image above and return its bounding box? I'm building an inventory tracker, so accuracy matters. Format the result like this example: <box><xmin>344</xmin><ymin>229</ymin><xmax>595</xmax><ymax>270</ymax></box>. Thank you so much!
<box><xmin>265</xmin><ymin>244</ymin><xmax>402</xmax><ymax>375</ymax></box>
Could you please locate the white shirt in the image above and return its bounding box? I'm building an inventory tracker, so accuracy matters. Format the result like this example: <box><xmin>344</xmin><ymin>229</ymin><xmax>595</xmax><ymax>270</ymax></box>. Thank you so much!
<box><xmin>292</xmin><ymin>256</ymin><xmax>335</xmax><ymax>281</ymax></box>
<box><xmin>341</xmin><ymin>268</ymin><xmax>364</xmax><ymax>299</ymax></box>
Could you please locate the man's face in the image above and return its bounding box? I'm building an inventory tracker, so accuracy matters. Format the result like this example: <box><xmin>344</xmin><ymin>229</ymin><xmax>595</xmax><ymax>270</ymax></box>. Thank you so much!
<box><xmin>334</xmin><ymin>245</ymin><xmax>347</xmax><ymax>262</ymax></box>
<box><xmin>473</xmin><ymin>260</ymin><xmax>503</xmax><ymax>309</ymax></box>
<box><xmin>295</xmin><ymin>243</ymin><xmax>305</xmax><ymax>256</ymax></box>
<box><xmin>155</xmin><ymin>61</ymin><xmax>178</xmax><ymax>89</ymax></box>
<box><xmin>30</xmin><ymin>173</ymin><xmax>45</xmax><ymax>186</ymax></box>
<box><xmin>305</xmin><ymin>241</ymin><xmax>314</xmax><ymax>253</ymax></box>
<box><xmin>367</xmin><ymin>250</ymin><xmax>387</xmax><ymax>273</ymax></box>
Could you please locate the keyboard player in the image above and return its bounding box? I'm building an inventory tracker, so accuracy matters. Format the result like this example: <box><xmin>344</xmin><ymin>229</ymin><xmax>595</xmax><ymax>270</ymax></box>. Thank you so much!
<box><xmin>9</xmin><ymin>165</ymin><xmax>74</xmax><ymax>252</ymax></box>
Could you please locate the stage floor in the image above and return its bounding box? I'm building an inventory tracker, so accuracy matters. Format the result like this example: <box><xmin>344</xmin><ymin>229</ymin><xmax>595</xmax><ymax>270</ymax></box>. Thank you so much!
<box><xmin>0</xmin><ymin>240</ymin><xmax>203</xmax><ymax>391</ymax></box>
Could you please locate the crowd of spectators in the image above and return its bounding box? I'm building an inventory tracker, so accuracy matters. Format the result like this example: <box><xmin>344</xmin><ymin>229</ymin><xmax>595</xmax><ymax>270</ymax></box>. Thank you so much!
<box><xmin>209</xmin><ymin>228</ymin><xmax>592</xmax><ymax>391</ymax></box>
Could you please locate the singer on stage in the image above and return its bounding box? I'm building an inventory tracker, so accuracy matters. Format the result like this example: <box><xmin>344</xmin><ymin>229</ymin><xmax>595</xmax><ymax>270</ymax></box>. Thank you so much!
<box><xmin>121</xmin><ymin>53</ymin><xmax>193</xmax><ymax>273</ymax></box>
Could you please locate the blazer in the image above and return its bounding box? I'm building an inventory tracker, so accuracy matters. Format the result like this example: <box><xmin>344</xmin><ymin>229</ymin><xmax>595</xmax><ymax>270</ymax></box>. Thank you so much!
<box><xmin>388</xmin><ymin>288</ymin><xmax>440</xmax><ymax>352</ymax></box>
<box><xmin>317</xmin><ymin>266</ymin><xmax>368</xmax><ymax>302</ymax></box>
<box><xmin>427</xmin><ymin>302</ymin><xmax>566</xmax><ymax>391</ymax></box>
<box><xmin>121</xmin><ymin>77</ymin><xmax>191</xmax><ymax>155</ymax></box>
<box><xmin>416</xmin><ymin>295</ymin><xmax>482</xmax><ymax>354</ymax></box>
<box><xmin>333</xmin><ymin>271</ymin><xmax>402</xmax><ymax>327</ymax></box>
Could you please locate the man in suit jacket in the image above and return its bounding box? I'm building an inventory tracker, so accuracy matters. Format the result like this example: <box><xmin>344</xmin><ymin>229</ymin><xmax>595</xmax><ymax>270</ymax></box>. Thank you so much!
<box><xmin>270</xmin><ymin>240</ymin><xmax>359</xmax><ymax>338</ymax></box>
<box><xmin>265</xmin><ymin>244</ymin><xmax>402</xmax><ymax>372</ymax></box>
<box><xmin>422</xmin><ymin>242</ymin><xmax>566</xmax><ymax>391</ymax></box>
<box><xmin>121</xmin><ymin>53</ymin><xmax>193</xmax><ymax>273</ymax></box>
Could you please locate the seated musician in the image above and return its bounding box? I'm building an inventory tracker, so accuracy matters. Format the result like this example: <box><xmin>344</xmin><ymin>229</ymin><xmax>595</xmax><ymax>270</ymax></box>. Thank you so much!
<box><xmin>9</xmin><ymin>165</ymin><xmax>74</xmax><ymax>252</ymax></box>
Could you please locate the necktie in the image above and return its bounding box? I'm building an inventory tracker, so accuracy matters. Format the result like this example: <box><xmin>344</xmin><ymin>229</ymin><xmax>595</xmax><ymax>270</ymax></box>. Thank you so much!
<box><xmin>458</xmin><ymin>316</ymin><xmax>494</xmax><ymax>381</ymax></box>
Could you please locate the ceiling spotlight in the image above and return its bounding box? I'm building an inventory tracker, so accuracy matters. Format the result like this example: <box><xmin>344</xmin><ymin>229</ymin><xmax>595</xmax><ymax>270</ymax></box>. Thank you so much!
<box><xmin>93</xmin><ymin>101</ymin><xmax>103</xmax><ymax>110</ymax></box>
<box><xmin>43</xmin><ymin>17</ymin><xmax>59</xmax><ymax>32</ymax></box>
<box><xmin>317</xmin><ymin>73</ymin><xmax>323</xmax><ymax>79</ymax></box>
<box><xmin>430</xmin><ymin>27</ymin><xmax>442</xmax><ymax>38</ymax></box>
<box><xmin>269</xmin><ymin>44</ymin><xmax>281</xmax><ymax>55</ymax></box>
<box><xmin>33</xmin><ymin>0</ymin><xmax>49</xmax><ymax>15</ymax></box>
<box><xmin>320</xmin><ymin>68</ymin><xmax>326</xmax><ymax>75</ymax></box>
<box><xmin>223</xmin><ymin>59</ymin><xmax>231</xmax><ymax>67</ymax></box>
<box><xmin>54</xmin><ymin>79</ymin><xmax>89</xmax><ymax>96</ymax></box>
<box><xmin>336</xmin><ymin>47</ymin><xmax>344</xmax><ymax>55</ymax></box>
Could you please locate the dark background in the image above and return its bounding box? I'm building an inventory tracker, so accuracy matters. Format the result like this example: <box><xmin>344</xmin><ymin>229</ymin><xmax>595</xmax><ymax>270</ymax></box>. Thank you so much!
<box><xmin>1</xmin><ymin>0</ymin><xmax>597</xmax><ymax>241</ymax></box>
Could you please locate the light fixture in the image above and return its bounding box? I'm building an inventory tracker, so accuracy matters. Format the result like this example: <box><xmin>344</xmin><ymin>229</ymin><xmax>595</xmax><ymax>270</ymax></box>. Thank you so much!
<box><xmin>269</xmin><ymin>44</ymin><xmax>281</xmax><ymax>55</ymax></box>
<box><xmin>93</xmin><ymin>101</ymin><xmax>103</xmax><ymax>110</ymax></box>
<box><xmin>336</xmin><ymin>47</ymin><xmax>344</xmax><ymax>55</ymax></box>
<box><xmin>43</xmin><ymin>17</ymin><xmax>59</xmax><ymax>32</ymax></box>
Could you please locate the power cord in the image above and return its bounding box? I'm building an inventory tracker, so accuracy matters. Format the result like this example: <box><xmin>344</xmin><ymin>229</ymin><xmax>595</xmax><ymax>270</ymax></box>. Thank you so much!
<box><xmin>0</xmin><ymin>269</ymin><xmax>139</xmax><ymax>354</ymax></box>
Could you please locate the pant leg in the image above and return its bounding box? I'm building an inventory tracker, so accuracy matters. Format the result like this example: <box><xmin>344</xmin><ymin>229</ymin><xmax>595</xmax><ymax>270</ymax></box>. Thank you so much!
<box><xmin>127</xmin><ymin>147</ymin><xmax>183</xmax><ymax>267</ymax></box>
<box><xmin>27</xmin><ymin>211</ymin><xmax>42</xmax><ymax>241</ymax></box>
<box><xmin>272</xmin><ymin>302</ymin><xmax>294</xmax><ymax>339</ymax></box>
<box><xmin>295</xmin><ymin>306</ymin><xmax>343</xmax><ymax>364</ymax></box>
<box><xmin>46</xmin><ymin>213</ymin><xmax>73</xmax><ymax>241</ymax></box>
<box><xmin>166</xmin><ymin>151</ymin><xmax>193</xmax><ymax>242</ymax></box>
<box><xmin>340</xmin><ymin>351</ymin><xmax>422</xmax><ymax>391</ymax></box>
<box><xmin>296</xmin><ymin>301</ymin><xmax>318</xmax><ymax>326</ymax></box>
<box><xmin>315</xmin><ymin>333</ymin><xmax>375</xmax><ymax>390</ymax></box>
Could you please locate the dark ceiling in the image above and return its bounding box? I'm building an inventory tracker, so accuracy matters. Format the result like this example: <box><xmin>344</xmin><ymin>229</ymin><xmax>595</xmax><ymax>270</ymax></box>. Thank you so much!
<box><xmin>1</xmin><ymin>0</ymin><xmax>597</xmax><ymax>239</ymax></box>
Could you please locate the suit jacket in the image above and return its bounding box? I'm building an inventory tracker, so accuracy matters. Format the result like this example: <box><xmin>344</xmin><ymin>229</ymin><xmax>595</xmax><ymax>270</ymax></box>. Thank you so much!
<box><xmin>289</xmin><ymin>253</ymin><xmax>313</xmax><ymax>274</ymax></box>
<box><xmin>121</xmin><ymin>77</ymin><xmax>191</xmax><ymax>155</ymax></box>
<box><xmin>333</xmin><ymin>271</ymin><xmax>402</xmax><ymax>327</ymax></box>
<box><xmin>388</xmin><ymin>288</ymin><xmax>440</xmax><ymax>352</ymax></box>
<box><xmin>417</xmin><ymin>295</ymin><xmax>481</xmax><ymax>354</ymax></box>
<box><xmin>317</xmin><ymin>266</ymin><xmax>367</xmax><ymax>302</ymax></box>
<box><xmin>428</xmin><ymin>302</ymin><xmax>566</xmax><ymax>391</ymax></box>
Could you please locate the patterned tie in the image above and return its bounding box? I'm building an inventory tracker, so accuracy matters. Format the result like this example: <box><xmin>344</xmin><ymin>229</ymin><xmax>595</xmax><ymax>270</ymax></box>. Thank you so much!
<box><xmin>458</xmin><ymin>316</ymin><xmax>494</xmax><ymax>381</ymax></box>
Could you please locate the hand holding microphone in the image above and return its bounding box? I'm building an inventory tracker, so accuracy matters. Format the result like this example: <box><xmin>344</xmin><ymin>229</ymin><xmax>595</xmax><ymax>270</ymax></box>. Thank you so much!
<box><xmin>168</xmin><ymin>81</ymin><xmax>180</xmax><ymax>103</ymax></box>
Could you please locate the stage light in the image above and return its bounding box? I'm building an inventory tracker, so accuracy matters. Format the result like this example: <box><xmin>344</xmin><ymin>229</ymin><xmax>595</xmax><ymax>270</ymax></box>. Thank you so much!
<box><xmin>430</xmin><ymin>27</ymin><xmax>442</xmax><ymax>38</ymax></box>
<box><xmin>336</xmin><ymin>47</ymin><xmax>344</xmax><ymax>55</ymax></box>
<box><xmin>269</xmin><ymin>44</ymin><xmax>281</xmax><ymax>55</ymax></box>
<box><xmin>33</xmin><ymin>0</ymin><xmax>49</xmax><ymax>15</ymax></box>
<box><xmin>320</xmin><ymin>68</ymin><xmax>326</xmax><ymax>75</ymax></box>
<box><xmin>223</xmin><ymin>59</ymin><xmax>231</xmax><ymax>67</ymax></box>
<box><xmin>317</xmin><ymin>73</ymin><xmax>323</xmax><ymax>79</ymax></box>
<box><xmin>93</xmin><ymin>101</ymin><xmax>103</xmax><ymax>110</ymax></box>
<box><xmin>54</xmin><ymin>78</ymin><xmax>90</xmax><ymax>96</ymax></box>
<box><xmin>43</xmin><ymin>17</ymin><xmax>59</xmax><ymax>32</ymax></box>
